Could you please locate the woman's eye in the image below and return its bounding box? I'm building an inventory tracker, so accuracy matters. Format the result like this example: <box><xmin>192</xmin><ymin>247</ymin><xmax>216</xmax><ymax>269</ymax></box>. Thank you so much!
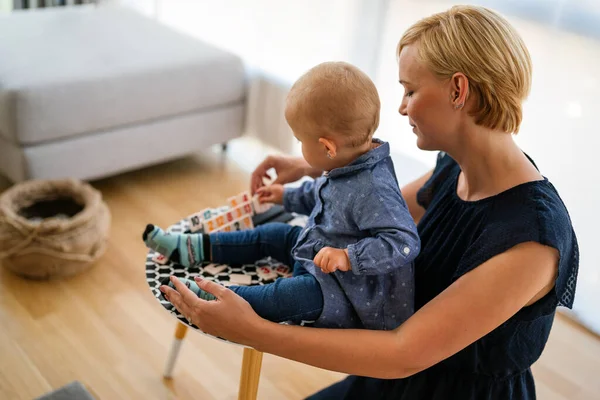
<box><xmin>404</xmin><ymin>91</ymin><xmax>414</xmax><ymax>98</ymax></box>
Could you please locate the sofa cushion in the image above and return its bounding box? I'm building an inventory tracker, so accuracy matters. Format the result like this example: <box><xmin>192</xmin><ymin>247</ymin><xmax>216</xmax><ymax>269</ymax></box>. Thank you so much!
<box><xmin>0</xmin><ymin>6</ymin><xmax>246</xmax><ymax>145</ymax></box>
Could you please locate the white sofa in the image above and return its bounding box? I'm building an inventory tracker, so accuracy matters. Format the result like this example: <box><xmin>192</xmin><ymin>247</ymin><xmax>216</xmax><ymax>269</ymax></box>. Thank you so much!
<box><xmin>0</xmin><ymin>5</ymin><xmax>247</xmax><ymax>182</ymax></box>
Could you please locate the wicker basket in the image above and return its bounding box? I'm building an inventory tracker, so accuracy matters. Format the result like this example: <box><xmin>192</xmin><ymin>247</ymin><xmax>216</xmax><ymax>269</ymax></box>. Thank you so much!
<box><xmin>0</xmin><ymin>179</ymin><xmax>111</xmax><ymax>279</ymax></box>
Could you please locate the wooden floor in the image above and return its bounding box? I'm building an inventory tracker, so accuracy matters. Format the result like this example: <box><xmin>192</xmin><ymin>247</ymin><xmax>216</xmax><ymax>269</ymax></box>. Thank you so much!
<box><xmin>0</xmin><ymin>138</ymin><xmax>599</xmax><ymax>400</ymax></box>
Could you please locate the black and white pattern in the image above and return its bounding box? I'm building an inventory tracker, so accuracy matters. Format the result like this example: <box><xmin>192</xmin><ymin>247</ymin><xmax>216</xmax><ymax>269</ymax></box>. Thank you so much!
<box><xmin>145</xmin><ymin>216</ymin><xmax>313</xmax><ymax>344</ymax></box>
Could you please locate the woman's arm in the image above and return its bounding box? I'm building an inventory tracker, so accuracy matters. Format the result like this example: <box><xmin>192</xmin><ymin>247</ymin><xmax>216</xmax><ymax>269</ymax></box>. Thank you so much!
<box><xmin>400</xmin><ymin>170</ymin><xmax>433</xmax><ymax>224</ymax></box>
<box><xmin>166</xmin><ymin>241</ymin><xmax>557</xmax><ymax>379</ymax></box>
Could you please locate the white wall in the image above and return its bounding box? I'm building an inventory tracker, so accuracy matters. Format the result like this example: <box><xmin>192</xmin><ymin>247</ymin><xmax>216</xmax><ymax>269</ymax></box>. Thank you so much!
<box><xmin>157</xmin><ymin>0</ymin><xmax>360</xmax><ymax>81</ymax></box>
<box><xmin>155</xmin><ymin>0</ymin><xmax>381</xmax><ymax>156</ymax></box>
<box><xmin>101</xmin><ymin>0</ymin><xmax>157</xmax><ymax>16</ymax></box>
<box><xmin>0</xmin><ymin>0</ymin><xmax>12</xmax><ymax>12</ymax></box>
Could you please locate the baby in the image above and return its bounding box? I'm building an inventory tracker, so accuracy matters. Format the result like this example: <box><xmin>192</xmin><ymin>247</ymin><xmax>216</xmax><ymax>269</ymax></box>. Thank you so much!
<box><xmin>143</xmin><ymin>62</ymin><xmax>420</xmax><ymax>330</ymax></box>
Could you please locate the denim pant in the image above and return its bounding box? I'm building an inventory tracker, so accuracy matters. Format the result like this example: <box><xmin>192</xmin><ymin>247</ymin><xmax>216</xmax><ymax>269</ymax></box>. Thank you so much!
<box><xmin>210</xmin><ymin>223</ymin><xmax>323</xmax><ymax>324</ymax></box>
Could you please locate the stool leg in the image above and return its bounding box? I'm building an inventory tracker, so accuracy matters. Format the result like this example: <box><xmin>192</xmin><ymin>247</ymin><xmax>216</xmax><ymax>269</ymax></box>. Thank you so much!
<box><xmin>163</xmin><ymin>322</ymin><xmax>188</xmax><ymax>379</ymax></box>
<box><xmin>238</xmin><ymin>348</ymin><xmax>264</xmax><ymax>400</ymax></box>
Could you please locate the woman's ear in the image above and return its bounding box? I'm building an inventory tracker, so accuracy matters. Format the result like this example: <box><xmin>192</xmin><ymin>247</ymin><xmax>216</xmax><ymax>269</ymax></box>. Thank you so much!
<box><xmin>450</xmin><ymin>72</ymin><xmax>469</xmax><ymax>110</ymax></box>
<box><xmin>318</xmin><ymin>137</ymin><xmax>337</xmax><ymax>159</ymax></box>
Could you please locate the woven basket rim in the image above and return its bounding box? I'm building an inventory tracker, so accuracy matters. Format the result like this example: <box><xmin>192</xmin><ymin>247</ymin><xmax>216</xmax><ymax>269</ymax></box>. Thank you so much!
<box><xmin>0</xmin><ymin>178</ymin><xmax>101</xmax><ymax>232</ymax></box>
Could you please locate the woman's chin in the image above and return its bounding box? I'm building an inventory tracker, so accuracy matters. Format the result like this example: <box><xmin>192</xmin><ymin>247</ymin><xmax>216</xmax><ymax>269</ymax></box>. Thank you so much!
<box><xmin>415</xmin><ymin>137</ymin><xmax>438</xmax><ymax>152</ymax></box>
<box><xmin>415</xmin><ymin>136</ymin><xmax>428</xmax><ymax>150</ymax></box>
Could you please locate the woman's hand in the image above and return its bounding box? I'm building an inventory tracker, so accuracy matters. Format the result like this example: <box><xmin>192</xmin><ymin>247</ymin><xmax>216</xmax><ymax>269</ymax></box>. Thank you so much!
<box><xmin>256</xmin><ymin>184</ymin><xmax>284</xmax><ymax>204</ymax></box>
<box><xmin>160</xmin><ymin>276</ymin><xmax>264</xmax><ymax>345</ymax></box>
<box><xmin>251</xmin><ymin>155</ymin><xmax>320</xmax><ymax>195</ymax></box>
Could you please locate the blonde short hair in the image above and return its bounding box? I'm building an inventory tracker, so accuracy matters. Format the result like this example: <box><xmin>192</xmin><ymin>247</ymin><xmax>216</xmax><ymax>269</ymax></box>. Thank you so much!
<box><xmin>398</xmin><ymin>5</ymin><xmax>532</xmax><ymax>133</ymax></box>
<box><xmin>286</xmin><ymin>61</ymin><xmax>380</xmax><ymax>147</ymax></box>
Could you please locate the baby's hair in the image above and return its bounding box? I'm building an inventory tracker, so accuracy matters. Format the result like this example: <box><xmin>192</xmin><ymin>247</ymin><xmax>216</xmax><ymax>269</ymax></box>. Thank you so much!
<box><xmin>285</xmin><ymin>62</ymin><xmax>380</xmax><ymax>147</ymax></box>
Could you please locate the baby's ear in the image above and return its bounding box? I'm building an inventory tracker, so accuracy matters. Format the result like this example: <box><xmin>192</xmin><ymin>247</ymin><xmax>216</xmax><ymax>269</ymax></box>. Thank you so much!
<box><xmin>318</xmin><ymin>137</ymin><xmax>337</xmax><ymax>158</ymax></box>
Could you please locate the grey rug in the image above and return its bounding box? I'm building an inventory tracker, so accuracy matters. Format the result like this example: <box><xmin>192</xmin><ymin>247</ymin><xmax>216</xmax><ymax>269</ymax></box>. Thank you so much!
<box><xmin>35</xmin><ymin>381</ymin><xmax>95</xmax><ymax>400</ymax></box>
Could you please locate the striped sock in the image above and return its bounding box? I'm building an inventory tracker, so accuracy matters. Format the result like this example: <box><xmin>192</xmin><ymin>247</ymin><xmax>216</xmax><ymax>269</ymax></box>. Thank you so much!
<box><xmin>143</xmin><ymin>224</ymin><xmax>209</xmax><ymax>267</ymax></box>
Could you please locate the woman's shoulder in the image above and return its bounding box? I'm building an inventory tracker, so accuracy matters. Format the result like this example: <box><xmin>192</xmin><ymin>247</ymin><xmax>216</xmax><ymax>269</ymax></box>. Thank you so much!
<box><xmin>417</xmin><ymin>151</ymin><xmax>579</xmax><ymax>309</ymax></box>
<box><xmin>488</xmin><ymin>176</ymin><xmax>572</xmax><ymax>230</ymax></box>
<box><xmin>462</xmin><ymin>175</ymin><xmax>579</xmax><ymax>310</ymax></box>
<box><xmin>417</xmin><ymin>151</ymin><xmax>574</xmax><ymax>229</ymax></box>
<box><xmin>452</xmin><ymin>174</ymin><xmax>576</xmax><ymax>258</ymax></box>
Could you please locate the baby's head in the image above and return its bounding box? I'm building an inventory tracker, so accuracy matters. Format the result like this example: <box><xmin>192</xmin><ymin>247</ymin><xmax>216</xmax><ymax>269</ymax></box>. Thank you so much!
<box><xmin>284</xmin><ymin>62</ymin><xmax>380</xmax><ymax>170</ymax></box>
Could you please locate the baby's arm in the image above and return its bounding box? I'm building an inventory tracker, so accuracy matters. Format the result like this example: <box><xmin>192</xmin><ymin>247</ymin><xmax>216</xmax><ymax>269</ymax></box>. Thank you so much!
<box><xmin>347</xmin><ymin>186</ymin><xmax>420</xmax><ymax>275</ymax></box>
<box><xmin>282</xmin><ymin>179</ymin><xmax>317</xmax><ymax>216</ymax></box>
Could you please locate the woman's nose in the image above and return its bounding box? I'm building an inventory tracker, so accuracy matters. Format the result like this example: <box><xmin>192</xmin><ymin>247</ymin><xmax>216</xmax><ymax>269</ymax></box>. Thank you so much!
<box><xmin>399</xmin><ymin>101</ymin><xmax>408</xmax><ymax>116</ymax></box>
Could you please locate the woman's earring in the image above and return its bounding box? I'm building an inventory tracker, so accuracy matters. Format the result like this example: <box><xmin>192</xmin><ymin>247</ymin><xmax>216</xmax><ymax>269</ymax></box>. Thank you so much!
<box><xmin>327</xmin><ymin>152</ymin><xmax>333</xmax><ymax>159</ymax></box>
<box><xmin>455</xmin><ymin>103</ymin><xmax>464</xmax><ymax>110</ymax></box>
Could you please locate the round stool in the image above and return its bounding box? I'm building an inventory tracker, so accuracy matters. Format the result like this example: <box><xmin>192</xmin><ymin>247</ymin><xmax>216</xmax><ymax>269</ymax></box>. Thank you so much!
<box><xmin>146</xmin><ymin>216</ymin><xmax>312</xmax><ymax>400</ymax></box>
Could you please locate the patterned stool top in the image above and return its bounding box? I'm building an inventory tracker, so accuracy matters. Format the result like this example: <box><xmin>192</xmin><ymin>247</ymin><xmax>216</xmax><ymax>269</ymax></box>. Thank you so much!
<box><xmin>145</xmin><ymin>213</ymin><xmax>313</xmax><ymax>345</ymax></box>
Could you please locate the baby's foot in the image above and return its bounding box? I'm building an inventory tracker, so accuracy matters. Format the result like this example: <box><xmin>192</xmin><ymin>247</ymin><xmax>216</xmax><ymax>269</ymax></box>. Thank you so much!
<box><xmin>160</xmin><ymin>277</ymin><xmax>217</xmax><ymax>302</ymax></box>
<box><xmin>143</xmin><ymin>224</ymin><xmax>205</xmax><ymax>267</ymax></box>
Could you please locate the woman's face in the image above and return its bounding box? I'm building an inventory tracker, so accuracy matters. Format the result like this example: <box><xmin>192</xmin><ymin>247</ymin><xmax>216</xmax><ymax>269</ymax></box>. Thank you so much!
<box><xmin>398</xmin><ymin>44</ymin><xmax>458</xmax><ymax>151</ymax></box>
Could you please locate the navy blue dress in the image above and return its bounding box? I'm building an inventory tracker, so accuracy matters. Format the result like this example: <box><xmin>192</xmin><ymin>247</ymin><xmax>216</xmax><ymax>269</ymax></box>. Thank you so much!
<box><xmin>307</xmin><ymin>152</ymin><xmax>579</xmax><ymax>400</ymax></box>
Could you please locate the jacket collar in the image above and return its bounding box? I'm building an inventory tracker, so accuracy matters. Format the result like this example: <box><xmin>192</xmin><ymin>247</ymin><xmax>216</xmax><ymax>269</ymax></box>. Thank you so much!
<box><xmin>324</xmin><ymin>139</ymin><xmax>390</xmax><ymax>178</ymax></box>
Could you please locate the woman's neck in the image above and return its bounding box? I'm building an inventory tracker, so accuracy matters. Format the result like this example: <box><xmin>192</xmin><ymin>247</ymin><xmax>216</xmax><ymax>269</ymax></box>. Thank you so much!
<box><xmin>449</xmin><ymin>126</ymin><xmax>543</xmax><ymax>202</ymax></box>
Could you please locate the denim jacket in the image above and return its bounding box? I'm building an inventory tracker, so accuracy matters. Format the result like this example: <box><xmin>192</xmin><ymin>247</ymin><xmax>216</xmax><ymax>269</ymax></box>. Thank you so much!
<box><xmin>283</xmin><ymin>139</ymin><xmax>420</xmax><ymax>330</ymax></box>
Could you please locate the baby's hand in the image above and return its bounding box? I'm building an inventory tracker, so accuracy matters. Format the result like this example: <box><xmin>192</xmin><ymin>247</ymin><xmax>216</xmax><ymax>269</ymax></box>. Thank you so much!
<box><xmin>314</xmin><ymin>247</ymin><xmax>351</xmax><ymax>274</ymax></box>
<box><xmin>256</xmin><ymin>184</ymin><xmax>284</xmax><ymax>204</ymax></box>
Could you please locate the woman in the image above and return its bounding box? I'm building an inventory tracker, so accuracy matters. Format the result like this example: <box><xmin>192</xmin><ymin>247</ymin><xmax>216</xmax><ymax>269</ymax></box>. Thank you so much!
<box><xmin>161</xmin><ymin>5</ymin><xmax>579</xmax><ymax>399</ymax></box>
